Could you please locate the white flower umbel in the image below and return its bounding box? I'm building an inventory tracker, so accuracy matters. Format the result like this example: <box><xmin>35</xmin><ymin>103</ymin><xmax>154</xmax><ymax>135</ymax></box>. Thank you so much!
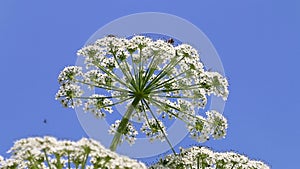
<box><xmin>0</xmin><ymin>136</ymin><xmax>147</xmax><ymax>169</ymax></box>
<box><xmin>150</xmin><ymin>146</ymin><xmax>270</xmax><ymax>169</ymax></box>
<box><xmin>141</xmin><ymin>118</ymin><xmax>167</xmax><ymax>142</ymax></box>
<box><xmin>84</xmin><ymin>94</ymin><xmax>113</xmax><ymax>118</ymax></box>
<box><xmin>56</xmin><ymin>35</ymin><xmax>230</xmax><ymax>152</ymax></box>
<box><xmin>109</xmin><ymin>120</ymin><xmax>138</xmax><ymax>145</ymax></box>
<box><xmin>206</xmin><ymin>110</ymin><xmax>228</xmax><ymax>139</ymax></box>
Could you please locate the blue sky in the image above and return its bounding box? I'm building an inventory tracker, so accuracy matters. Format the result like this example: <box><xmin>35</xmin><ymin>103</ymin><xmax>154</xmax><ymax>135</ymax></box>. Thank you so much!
<box><xmin>0</xmin><ymin>1</ymin><xmax>299</xmax><ymax>168</ymax></box>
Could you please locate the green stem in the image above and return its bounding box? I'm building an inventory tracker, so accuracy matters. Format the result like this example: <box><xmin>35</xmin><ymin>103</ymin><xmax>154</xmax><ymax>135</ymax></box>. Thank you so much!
<box><xmin>142</xmin><ymin>99</ymin><xmax>176</xmax><ymax>155</ymax></box>
<box><xmin>54</xmin><ymin>154</ymin><xmax>63</xmax><ymax>169</ymax></box>
<box><xmin>149</xmin><ymin>97</ymin><xmax>207</xmax><ymax>124</ymax></box>
<box><xmin>74</xmin><ymin>96</ymin><xmax>134</xmax><ymax>109</ymax></box>
<box><xmin>231</xmin><ymin>162</ymin><xmax>237</xmax><ymax>169</ymax></box>
<box><xmin>150</xmin><ymin>70</ymin><xmax>189</xmax><ymax>91</ymax></box>
<box><xmin>151</xmin><ymin>95</ymin><xmax>199</xmax><ymax>99</ymax></box>
<box><xmin>123</xmin><ymin>60</ymin><xmax>138</xmax><ymax>90</ymax></box>
<box><xmin>111</xmin><ymin>51</ymin><xmax>136</xmax><ymax>90</ymax></box>
<box><xmin>138</xmin><ymin>48</ymin><xmax>142</xmax><ymax>90</ymax></box>
<box><xmin>109</xmin><ymin>97</ymin><xmax>140</xmax><ymax>151</ymax></box>
<box><xmin>76</xmin><ymin>80</ymin><xmax>132</xmax><ymax>94</ymax></box>
<box><xmin>130</xmin><ymin>53</ymin><xmax>139</xmax><ymax>87</ymax></box>
<box><xmin>151</xmin><ymin>84</ymin><xmax>204</xmax><ymax>94</ymax></box>
<box><xmin>141</xmin><ymin>54</ymin><xmax>157</xmax><ymax>89</ymax></box>
<box><xmin>67</xmin><ymin>152</ymin><xmax>71</xmax><ymax>169</ymax></box>
<box><xmin>43</xmin><ymin>149</ymin><xmax>52</xmax><ymax>169</ymax></box>
<box><xmin>197</xmin><ymin>156</ymin><xmax>200</xmax><ymax>169</ymax></box>
<box><xmin>147</xmin><ymin>98</ymin><xmax>190</xmax><ymax>124</ymax></box>
<box><xmin>144</xmin><ymin>53</ymin><xmax>185</xmax><ymax>92</ymax></box>
<box><xmin>81</xmin><ymin>149</ymin><xmax>90</xmax><ymax>169</ymax></box>
<box><xmin>92</xmin><ymin>61</ymin><xmax>135</xmax><ymax>91</ymax></box>
<box><xmin>76</xmin><ymin>95</ymin><xmax>125</xmax><ymax>99</ymax></box>
<box><xmin>26</xmin><ymin>152</ymin><xmax>39</xmax><ymax>169</ymax></box>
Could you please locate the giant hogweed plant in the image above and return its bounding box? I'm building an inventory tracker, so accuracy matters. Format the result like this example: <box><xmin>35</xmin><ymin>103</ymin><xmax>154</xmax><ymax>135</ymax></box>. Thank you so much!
<box><xmin>0</xmin><ymin>35</ymin><xmax>270</xmax><ymax>169</ymax></box>
<box><xmin>55</xmin><ymin>35</ymin><xmax>229</xmax><ymax>152</ymax></box>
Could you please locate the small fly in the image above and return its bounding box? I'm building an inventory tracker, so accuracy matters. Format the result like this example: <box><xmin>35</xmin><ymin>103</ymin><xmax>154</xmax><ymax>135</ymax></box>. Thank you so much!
<box><xmin>106</xmin><ymin>34</ymin><xmax>116</xmax><ymax>37</ymax></box>
<box><xmin>166</xmin><ymin>38</ymin><xmax>174</xmax><ymax>45</ymax></box>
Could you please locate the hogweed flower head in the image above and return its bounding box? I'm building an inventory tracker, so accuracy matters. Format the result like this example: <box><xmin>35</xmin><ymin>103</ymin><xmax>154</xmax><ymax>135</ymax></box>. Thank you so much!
<box><xmin>56</xmin><ymin>35</ymin><xmax>229</xmax><ymax>152</ymax></box>
<box><xmin>150</xmin><ymin>146</ymin><xmax>270</xmax><ymax>169</ymax></box>
<box><xmin>0</xmin><ymin>136</ymin><xmax>146</xmax><ymax>169</ymax></box>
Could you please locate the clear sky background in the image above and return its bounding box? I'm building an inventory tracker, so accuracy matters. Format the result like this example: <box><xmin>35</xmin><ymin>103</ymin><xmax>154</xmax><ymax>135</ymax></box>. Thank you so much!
<box><xmin>0</xmin><ymin>1</ymin><xmax>299</xmax><ymax>168</ymax></box>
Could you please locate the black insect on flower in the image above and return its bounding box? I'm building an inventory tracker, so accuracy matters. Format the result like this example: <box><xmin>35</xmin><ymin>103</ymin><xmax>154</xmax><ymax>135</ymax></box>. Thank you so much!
<box><xmin>166</xmin><ymin>38</ymin><xmax>174</xmax><ymax>45</ymax></box>
<box><xmin>107</xmin><ymin>34</ymin><xmax>116</xmax><ymax>37</ymax></box>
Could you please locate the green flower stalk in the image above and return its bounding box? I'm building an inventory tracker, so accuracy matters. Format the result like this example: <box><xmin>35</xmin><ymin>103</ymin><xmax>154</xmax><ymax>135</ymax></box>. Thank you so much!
<box><xmin>55</xmin><ymin>35</ymin><xmax>229</xmax><ymax>152</ymax></box>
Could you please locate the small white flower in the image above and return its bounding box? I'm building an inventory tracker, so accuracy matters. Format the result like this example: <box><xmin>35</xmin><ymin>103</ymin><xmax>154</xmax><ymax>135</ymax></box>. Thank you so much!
<box><xmin>141</xmin><ymin>118</ymin><xmax>166</xmax><ymax>142</ymax></box>
<box><xmin>188</xmin><ymin>115</ymin><xmax>211</xmax><ymax>142</ymax></box>
<box><xmin>204</xmin><ymin>71</ymin><xmax>229</xmax><ymax>100</ymax></box>
<box><xmin>109</xmin><ymin>120</ymin><xmax>138</xmax><ymax>145</ymax></box>
<box><xmin>55</xmin><ymin>83</ymin><xmax>83</xmax><ymax>108</ymax></box>
<box><xmin>84</xmin><ymin>94</ymin><xmax>113</xmax><ymax>118</ymax></box>
<box><xmin>58</xmin><ymin>66</ymin><xmax>83</xmax><ymax>85</ymax></box>
<box><xmin>206</xmin><ymin>110</ymin><xmax>228</xmax><ymax>139</ymax></box>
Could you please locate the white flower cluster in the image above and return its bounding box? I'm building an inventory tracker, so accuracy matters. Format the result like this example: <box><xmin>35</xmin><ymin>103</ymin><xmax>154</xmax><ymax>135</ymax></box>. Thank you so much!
<box><xmin>188</xmin><ymin>110</ymin><xmax>228</xmax><ymax>142</ymax></box>
<box><xmin>58</xmin><ymin>66</ymin><xmax>83</xmax><ymax>84</ymax></box>
<box><xmin>56</xmin><ymin>66</ymin><xmax>84</xmax><ymax>108</ymax></box>
<box><xmin>204</xmin><ymin>72</ymin><xmax>229</xmax><ymax>100</ymax></box>
<box><xmin>57</xmin><ymin>35</ymin><xmax>230</xmax><ymax>146</ymax></box>
<box><xmin>56</xmin><ymin>83</ymin><xmax>83</xmax><ymax>108</ymax></box>
<box><xmin>84</xmin><ymin>94</ymin><xmax>113</xmax><ymax>118</ymax></box>
<box><xmin>207</xmin><ymin>110</ymin><xmax>228</xmax><ymax>139</ymax></box>
<box><xmin>77</xmin><ymin>36</ymin><xmax>130</xmax><ymax>70</ymax></box>
<box><xmin>55</xmin><ymin>66</ymin><xmax>115</xmax><ymax>117</ymax></box>
<box><xmin>0</xmin><ymin>136</ymin><xmax>147</xmax><ymax>169</ymax></box>
<box><xmin>84</xmin><ymin>70</ymin><xmax>112</xmax><ymax>89</ymax></box>
<box><xmin>141</xmin><ymin>118</ymin><xmax>167</xmax><ymax>142</ymax></box>
<box><xmin>150</xmin><ymin>146</ymin><xmax>270</xmax><ymax>169</ymax></box>
<box><xmin>109</xmin><ymin>120</ymin><xmax>138</xmax><ymax>145</ymax></box>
